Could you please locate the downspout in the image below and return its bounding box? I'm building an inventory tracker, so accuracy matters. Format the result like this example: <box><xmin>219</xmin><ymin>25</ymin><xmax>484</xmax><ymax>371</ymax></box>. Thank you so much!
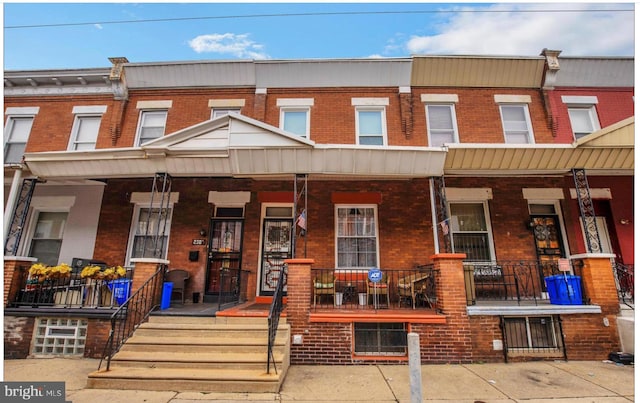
<box><xmin>3</xmin><ymin>167</ymin><xmax>23</xmax><ymax>240</ymax></box>
<box><xmin>429</xmin><ymin>177</ymin><xmax>440</xmax><ymax>254</ymax></box>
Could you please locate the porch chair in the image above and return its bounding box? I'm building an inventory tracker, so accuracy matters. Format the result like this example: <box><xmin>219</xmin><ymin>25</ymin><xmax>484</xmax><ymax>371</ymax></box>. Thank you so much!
<box><xmin>166</xmin><ymin>269</ymin><xmax>190</xmax><ymax>304</ymax></box>
<box><xmin>397</xmin><ymin>272</ymin><xmax>430</xmax><ymax>309</ymax></box>
<box><xmin>313</xmin><ymin>271</ymin><xmax>336</xmax><ymax>307</ymax></box>
<box><xmin>367</xmin><ymin>272</ymin><xmax>390</xmax><ymax>308</ymax></box>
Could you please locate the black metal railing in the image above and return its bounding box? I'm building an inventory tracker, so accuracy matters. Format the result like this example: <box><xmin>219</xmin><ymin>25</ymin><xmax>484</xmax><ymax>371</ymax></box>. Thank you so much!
<box><xmin>99</xmin><ymin>265</ymin><xmax>166</xmax><ymax>371</ymax></box>
<box><xmin>464</xmin><ymin>260</ymin><xmax>587</xmax><ymax>306</ymax></box>
<box><xmin>613</xmin><ymin>262</ymin><xmax>634</xmax><ymax>308</ymax></box>
<box><xmin>9</xmin><ymin>266</ymin><xmax>134</xmax><ymax>309</ymax></box>
<box><xmin>311</xmin><ymin>266</ymin><xmax>437</xmax><ymax>310</ymax></box>
<box><xmin>267</xmin><ymin>265</ymin><xmax>287</xmax><ymax>374</ymax></box>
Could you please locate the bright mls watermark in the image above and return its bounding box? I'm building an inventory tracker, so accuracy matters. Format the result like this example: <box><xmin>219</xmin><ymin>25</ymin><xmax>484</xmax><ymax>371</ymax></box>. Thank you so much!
<box><xmin>2</xmin><ymin>382</ymin><xmax>69</xmax><ymax>403</ymax></box>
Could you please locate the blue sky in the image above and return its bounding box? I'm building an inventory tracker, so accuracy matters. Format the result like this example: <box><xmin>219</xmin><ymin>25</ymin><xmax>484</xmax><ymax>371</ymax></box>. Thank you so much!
<box><xmin>2</xmin><ymin>2</ymin><xmax>636</xmax><ymax>71</ymax></box>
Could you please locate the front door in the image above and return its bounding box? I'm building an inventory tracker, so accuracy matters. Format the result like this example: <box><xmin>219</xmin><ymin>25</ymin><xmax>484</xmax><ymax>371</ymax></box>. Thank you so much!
<box><xmin>530</xmin><ymin>215</ymin><xmax>565</xmax><ymax>279</ymax></box>
<box><xmin>259</xmin><ymin>218</ymin><xmax>292</xmax><ymax>295</ymax></box>
<box><xmin>205</xmin><ymin>218</ymin><xmax>243</xmax><ymax>305</ymax></box>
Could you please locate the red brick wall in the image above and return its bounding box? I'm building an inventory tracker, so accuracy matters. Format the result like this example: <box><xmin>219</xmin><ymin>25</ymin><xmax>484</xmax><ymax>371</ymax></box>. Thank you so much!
<box><xmin>562</xmin><ymin>314</ymin><xmax>621</xmax><ymax>360</ymax></box>
<box><xmin>84</xmin><ymin>318</ymin><xmax>112</xmax><ymax>358</ymax></box>
<box><xmin>546</xmin><ymin>88</ymin><xmax>634</xmax><ymax>144</ymax></box>
<box><xmin>3</xmin><ymin>316</ymin><xmax>35</xmax><ymax>359</ymax></box>
<box><xmin>4</xmin><ymin>95</ymin><xmax>120</xmax><ymax>152</ymax></box>
<box><xmin>469</xmin><ymin>316</ymin><xmax>504</xmax><ymax>362</ymax></box>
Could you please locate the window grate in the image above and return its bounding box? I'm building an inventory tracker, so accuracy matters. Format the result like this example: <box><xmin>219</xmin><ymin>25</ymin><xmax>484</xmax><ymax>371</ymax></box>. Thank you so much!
<box><xmin>354</xmin><ymin>322</ymin><xmax>407</xmax><ymax>356</ymax></box>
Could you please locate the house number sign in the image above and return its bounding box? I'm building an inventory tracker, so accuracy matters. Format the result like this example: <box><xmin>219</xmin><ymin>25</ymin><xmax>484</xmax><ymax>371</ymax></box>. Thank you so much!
<box><xmin>368</xmin><ymin>268</ymin><xmax>382</xmax><ymax>283</ymax></box>
<box><xmin>192</xmin><ymin>239</ymin><xmax>206</xmax><ymax>245</ymax></box>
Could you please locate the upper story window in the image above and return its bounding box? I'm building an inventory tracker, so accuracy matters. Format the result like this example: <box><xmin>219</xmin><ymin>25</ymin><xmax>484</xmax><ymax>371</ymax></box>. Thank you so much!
<box><xmin>4</xmin><ymin>107</ymin><xmax>38</xmax><ymax>164</ymax></box>
<box><xmin>209</xmin><ymin>99</ymin><xmax>245</xmax><ymax>119</ymax></box>
<box><xmin>352</xmin><ymin>98</ymin><xmax>389</xmax><ymax>146</ymax></box>
<box><xmin>135</xmin><ymin>100</ymin><xmax>172</xmax><ymax>146</ymax></box>
<box><xmin>68</xmin><ymin>106</ymin><xmax>107</xmax><ymax>151</ymax></box>
<box><xmin>422</xmin><ymin>94</ymin><xmax>459</xmax><ymax>147</ymax></box>
<box><xmin>495</xmin><ymin>95</ymin><xmax>534</xmax><ymax>144</ymax></box>
<box><xmin>336</xmin><ymin>205</ymin><xmax>379</xmax><ymax>268</ymax></box>
<box><xmin>562</xmin><ymin>96</ymin><xmax>600</xmax><ymax>140</ymax></box>
<box><xmin>277</xmin><ymin>98</ymin><xmax>313</xmax><ymax>139</ymax></box>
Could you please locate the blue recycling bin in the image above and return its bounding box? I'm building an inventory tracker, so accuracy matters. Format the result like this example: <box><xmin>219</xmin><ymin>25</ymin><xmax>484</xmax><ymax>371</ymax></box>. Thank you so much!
<box><xmin>107</xmin><ymin>279</ymin><xmax>131</xmax><ymax>305</ymax></box>
<box><xmin>545</xmin><ymin>274</ymin><xmax>582</xmax><ymax>305</ymax></box>
<box><xmin>160</xmin><ymin>282</ymin><xmax>173</xmax><ymax>310</ymax></box>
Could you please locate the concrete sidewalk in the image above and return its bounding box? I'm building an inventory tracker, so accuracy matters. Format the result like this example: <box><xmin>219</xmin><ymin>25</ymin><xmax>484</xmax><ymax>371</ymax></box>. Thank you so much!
<box><xmin>2</xmin><ymin>358</ymin><xmax>634</xmax><ymax>402</ymax></box>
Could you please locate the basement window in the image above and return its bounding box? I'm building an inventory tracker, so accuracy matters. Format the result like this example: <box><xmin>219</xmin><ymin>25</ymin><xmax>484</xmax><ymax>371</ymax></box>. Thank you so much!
<box><xmin>354</xmin><ymin>322</ymin><xmax>407</xmax><ymax>356</ymax></box>
<box><xmin>503</xmin><ymin>316</ymin><xmax>564</xmax><ymax>354</ymax></box>
<box><xmin>32</xmin><ymin>317</ymin><xmax>88</xmax><ymax>356</ymax></box>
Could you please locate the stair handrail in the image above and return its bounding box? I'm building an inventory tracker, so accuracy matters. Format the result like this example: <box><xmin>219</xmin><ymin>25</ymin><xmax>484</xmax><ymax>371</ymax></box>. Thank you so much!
<box><xmin>99</xmin><ymin>264</ymin><xmax>167</xmax><ymax>371</ymax></box>
<box><xmin>613</xmin><ymin>261</ymin><xmax>634</xmax><ymax>309</ymax></box>
<box><xmin>267</xmin><ymin>266</ymin><xmax>287</xmax><ymax>374</ymax></box>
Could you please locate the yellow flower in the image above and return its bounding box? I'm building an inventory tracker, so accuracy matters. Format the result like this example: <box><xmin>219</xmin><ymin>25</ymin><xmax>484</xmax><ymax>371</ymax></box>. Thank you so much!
<box><xmin>29</xmin><ymin>263</ymin><xmax>50</xmax><ymax>276</ymax></box>
<box><xmin>80</xmin><ymin>265</ymin><xmax>103</xmax><ymax>278</ymax></box>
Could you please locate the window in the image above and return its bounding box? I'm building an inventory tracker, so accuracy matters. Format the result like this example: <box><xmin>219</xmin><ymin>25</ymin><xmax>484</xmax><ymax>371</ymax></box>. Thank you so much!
<box><xmin>356</xmin><ymin>108</ymin><xmax>386</xmax><ymax>145</ymax></box>
<box><xmin>449</xmin><ymin>202</ymin><xmax>493</xmax><ymax>261</ymax></box>
<box><xmin>499</xmin><ymin>104</ymin><xmax>534</xmax><ymax>144</ymax></box>
<box><xmin>32</xmin><ymin>318</ymin><xmax>88</xmax><ymax>356</ymax></box>
<box><xmin>336</xmin><ymin>206</ymin><xmax>378</xmax><ymax>268</ymax></box>
<box><xmin>4</xmin><ymin>116</ymin><xmax>34</xmax><ymax>164</ymax></box>
<box><xmin>211</xmin><ymin>108</ymin><xmax>240</xmax><ymax>119</ymax></box>
<box><xmin>128</xmin><ymin>206</ymin><xmax>172</xmax><ymax>264</ymax></box>
<box><xmin>28</xmin><ymin>212</ymin><xmax>68</xmax><ymax>266</ymax></box>
<box><xmin>281</xmin><ymin>108</ymin><xmax>310</xmax><ymax>138</ymax></box>
<box><xmin>136</xmin><ymin>110</ymin><xmax>167</xmax><ymax>145</ymax></box>
<box><xmin>277</xmin><ymin>98</ymin><xmax>313</xmax><ymax>139</ymax></box>
<box><xmin>426</xmin><ymin>104</ymin><xmax>458</xmax><ymax>146</ymax></box>
<box><xmin>69</xmin><ymin>115</ymin><xmax>101</xmax><ymax>150</ymax></box>
<box><xmin>503</xmin><ymin>316</ymin><xmax>563</xmax><ymax>353</ymax></box>
<box><xmin>354</xmin><ymin>323</ymin><xmax>407</xmax><ymax>356</ymax></box>
<box><xmin>567</xmin><ymin>106</ymin><xmax>600</xmax><ymax>140</ymax></box>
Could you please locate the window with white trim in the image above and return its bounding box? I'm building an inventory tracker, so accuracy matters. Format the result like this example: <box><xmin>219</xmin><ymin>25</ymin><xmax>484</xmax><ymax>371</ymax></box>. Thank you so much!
<box><xmin>449</xmin><ymin>202</ymin><xmax>494</xmax><ymax>261</ymax></box>
<box><xmin>567</xmin><ymin>106</ymin><xmax>600</xmax><ymax>140</ymax></box>
<box><xmin>336</xmin><ymin>206</ymin><xmax>379</xmax><ymax>268</ymax></box>
<box><xmin>136</xmin><ymin>110</ymin><xmax>167</xmax><ymax>145</ymax></box>
<box><xmin>426</xmin><ymin>104</ymin><xmax>458</xmax><ymax>146</ymax></box>
<box><xmin>127</xmin><ymin>206</ymin><xmax>172</xmax><ymax>265</ymax></box>
<box><xmin>4</xmin><ymin>116</ymin><xmax>34</xmax><ymax>163</ymax></box>
<box><xmin>281</xmin><ymin>108</ymin><xmax>310</xmax><ymax>138</ymax></box>
<box><xmin>499</xmin><ymin>104</ymin><xmax>534</xmax><ymax>144</ymax></box>
<box><xmin>28</xmin><ymin>211</ymin><xmax>68</xmax><ymax>266</ymax></box>
<box><xmin>356</xmin><ymin>108</ymin><xmax>386</xmax><ymax>145</ymax></box>
<box><xmin>69</xmin><ymin>115</ymin><xmax>101</xmax><ymax>150</ymax></box>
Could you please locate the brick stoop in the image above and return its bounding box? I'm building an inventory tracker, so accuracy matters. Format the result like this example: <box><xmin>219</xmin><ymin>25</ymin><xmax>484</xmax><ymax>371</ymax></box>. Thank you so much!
<box><xmin>86</xmin><ymin>316</ymin><xmax>290</xmax><ymax>393</ymax></box>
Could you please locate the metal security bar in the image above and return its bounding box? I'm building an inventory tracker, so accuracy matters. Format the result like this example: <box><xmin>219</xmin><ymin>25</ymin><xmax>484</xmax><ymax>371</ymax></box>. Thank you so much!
<box><xmin>4</xmin><ymin>178</ymin><xmax>38</xmax><ymax>256</ymax></box>
<box><xmin>141</xmin><ymin>172</ymin><xmax>172</xmax><ymax>259</ymax></box>
<box><xmin>464</xmin><ymin>260</ymin><xmax>587</xmax><ymax>306</ymax></box>
<box><xmin>572</xmin><ymin>168</ymin><xmax>602</xmax><ymax>253</ymax></box>
<box><xmin>292</xmin><ymin>173</ymin><xmax>308</xmax><ymax>258</ymax></box>
<box><xmin>431</xmin><ymin>176</ymin><xmax>451</xmax><ymax>253</ymax></box>
<box><xmin>311</xmin><ymin>266</ymin><xmax>437</xmax><ymax>310</ymax></box>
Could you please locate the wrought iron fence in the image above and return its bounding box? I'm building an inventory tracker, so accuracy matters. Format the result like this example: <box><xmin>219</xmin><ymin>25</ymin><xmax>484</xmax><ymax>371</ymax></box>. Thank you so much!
<box><xmin>267</xmin><ymin>265</ymin><xmax>286</xmax><ymax>374</ymax></box>
<box><xmin>613</xmin><ymin>262</ymin><xmax>634</xmax><ymax>308</ymax></box>
<box><xmin>311</xmin><ymin>265</ymin><xmax>437</xmax><ymax>310</ymax></box>
<box><xmin>8</xmin><ymin>266</ymin><xmax>134</xmax><ymax>309</ymax></box>
<box><xmin>464</xmin><ymin>260</ymin><xmax>587</xmax><ymax>306</ymax></box>
<box><xmin>100</xmin><ymin>265</ymin><xmax>166</xmax><ymax>371</ymax></box>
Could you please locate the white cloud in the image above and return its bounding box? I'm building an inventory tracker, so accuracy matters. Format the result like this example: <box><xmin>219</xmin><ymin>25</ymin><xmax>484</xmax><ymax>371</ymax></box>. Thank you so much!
<box><xmin>405</xmin><ymin>3</ymin><xmax>634</xmax><ymax>56</ymax></box>
<box><xmin>188</xmin><ymin>33</ymin><xmax>269</xmax><ymax>59</ymax></box>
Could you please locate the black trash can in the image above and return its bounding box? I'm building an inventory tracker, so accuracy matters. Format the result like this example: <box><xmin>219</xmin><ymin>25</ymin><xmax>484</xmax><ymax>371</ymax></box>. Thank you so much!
<box><xmin>192</xmin><ymin>292</ymin><xmax>200</xmax><ymax>303</ymax></box>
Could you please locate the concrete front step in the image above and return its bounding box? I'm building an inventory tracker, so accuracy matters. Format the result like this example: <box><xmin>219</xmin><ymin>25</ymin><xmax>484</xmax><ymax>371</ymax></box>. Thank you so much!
<box><xmin>88</xmin><ymin>315</ymin><xmax>290</xmax><ymax>393</ymax></box>
<box><xmin>111</xmin><ymin>350</ymin><xmax>285</xmax><ymax>370</ymax></box>
<box><xmin>87</xmin><ymin>367</ymin><xmax>284</xmax><ymax>393</ymax></box>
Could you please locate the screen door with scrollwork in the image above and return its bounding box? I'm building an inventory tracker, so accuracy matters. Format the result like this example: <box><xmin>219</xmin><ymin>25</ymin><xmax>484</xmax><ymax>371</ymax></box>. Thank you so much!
<box><xmin>259</xmin><ymin>206</ymin><xmax>293</xmax><ymax>295</ymax></box>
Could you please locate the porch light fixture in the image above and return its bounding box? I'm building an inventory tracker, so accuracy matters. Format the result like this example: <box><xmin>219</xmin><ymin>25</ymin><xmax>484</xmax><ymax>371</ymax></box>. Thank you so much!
<box><xmin>199</xmin><ymin>228</ymin><xmax>207</xmax><ymax>237</ymax></box>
